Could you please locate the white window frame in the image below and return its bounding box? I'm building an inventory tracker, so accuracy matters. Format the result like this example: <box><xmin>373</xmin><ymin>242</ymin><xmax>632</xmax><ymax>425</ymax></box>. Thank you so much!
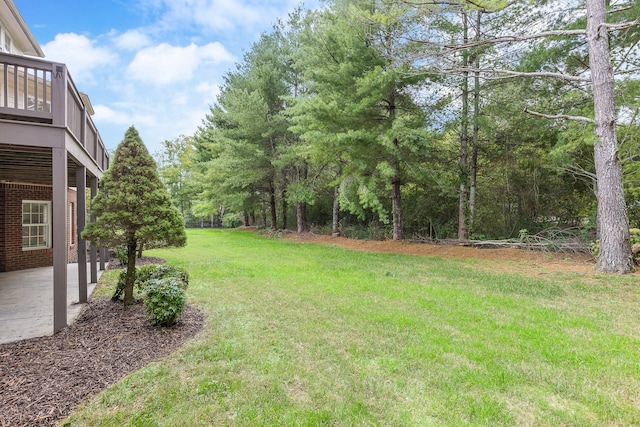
<box><xmin>0</xmin><ymin>22</ymin><xmax>7</xmax><ymax>53</ymax></box>
<box><xmin>0</xmin><ymin>20</ymin><xmax>12</xmax><ymax>54</ymax></box>
<box><xmin>22</xmin><ymin>200</ymin><xmax>52</xmax><ymax>250</ymax></box>
<box><xmin>4</xmin><ymin>32</ymin><xmax>12</xmax><ymax>54</ymax></box>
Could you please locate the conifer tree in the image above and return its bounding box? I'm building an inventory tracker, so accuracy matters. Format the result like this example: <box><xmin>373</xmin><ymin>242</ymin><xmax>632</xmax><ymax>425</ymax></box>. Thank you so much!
<box><xmin>83</xmin><ymin>126</ymin><xmax>187</xmax><ymax>305</ymax></box>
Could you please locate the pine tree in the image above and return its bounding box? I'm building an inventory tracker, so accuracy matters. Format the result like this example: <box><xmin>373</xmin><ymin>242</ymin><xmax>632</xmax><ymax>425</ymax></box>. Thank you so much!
<box><xmin>82</xmin><ymin>126</ymin><xmax>187</xmax><ymax>305</ymax></box>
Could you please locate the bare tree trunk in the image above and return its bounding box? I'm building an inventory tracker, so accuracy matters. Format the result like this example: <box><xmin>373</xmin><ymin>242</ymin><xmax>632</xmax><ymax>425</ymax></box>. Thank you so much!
<box><xmin>280</xmin><ymin>171</ymin><xmax>288</xmax><ymax>230</ymax></box>
<box><xmin>269</xmin><ymin>181</ymin><xmax>277</xmax><ymax>229</ymax></box>
<box><xmin>295</xmin><ymin>164</ymin><xmax>309</xmax><ymax>234</ymax></box>
<box><xmin>261</xmin><ymin>199</ymin><xmax>267</xmax><ymax>228</ymax></box>
<box><xmin>296</xmin><ymin>202</ymin><xmax>307</xmax><ymax>233</ymax></box>
<box><xmin>242</xmin><ymin>210</ymin><xmax>250</xmax><ymax>227</ymax></box>
<box><xmin>281</xmin><ymin>191</ymin><xmax>288</xmax><ymax>230</ymax></box>
<box><xmin>332</xmin><ymin>185</ymin><xmax>340</xmax><ymax>237</ymax></box>
<box><xmin>387</xmin><ymin>86</ymin><xmax>403</xmax><ymax>241</ymax></box>
<box><xmin>124</xmin><ymin>239</ymin><xmax>137</xmax><ymax>306</ymax></box>
<box><xmin>458</xmin><ymin>10</ymin><xmax>469</xmax><ymax>240</ymax></box>
<box><xmin>586</xmin><ymin>0</ymin><xmax>632</xmax><ymax>273</ymax></box>
<box><xmin>469</xmin><ymin>10</ymin><xmax>481</xmax><ymax>236</ymax></box>
<box><xmin>249</xmin><ymin>210</ymin><xmax>256</xmax><ymax>226</ymax></box>
<box><xmin>392</xmin><ymin>173</ymin><xmax>403</xmax><ymax>240</ymax></box>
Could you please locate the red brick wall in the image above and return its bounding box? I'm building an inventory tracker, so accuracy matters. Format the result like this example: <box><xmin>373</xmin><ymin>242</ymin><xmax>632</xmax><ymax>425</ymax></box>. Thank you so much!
<box><xmin>0</xmin><ymin>183</ymin><xmax>79</xmax><ymax>272</ymax></box>
<box><xmin>0</xmin><ymin>183</ymin><xmax>54</xmax><ymax>271</ymax></box>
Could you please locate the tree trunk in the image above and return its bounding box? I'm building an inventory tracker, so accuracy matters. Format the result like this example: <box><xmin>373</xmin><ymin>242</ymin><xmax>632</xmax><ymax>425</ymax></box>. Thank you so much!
<box><xmin>332</xmin><ymin>185</ymin><xmax>340</xmax><ymax>237</ymax></box>
<box><xmin>124</xmin><ymin>239</ymin><xmax>137</xmax><ymax>306</ymax></box>
<box><xmin>136</xmin><ymin>243</ymin><xmax>143</xmax><ymax>259</ymax></box>
<box><xmin>392</xmin><ymin>173</ymin><xmax>403</xmax><ymax>240</ymax></box>
<box><xmin>269</xmin><ymin>181</ymin><xmax>277</xmax><ymax>229</ymax></box>
<box><xmin>469</xmin><ymin>10</ymin><xmax>481</xmax><ymax>236</ymax></box>
<box><xmin>458</xmin><ymin>10</ymin><xmax>469</xmax><ymax>240</ymax></box>
<box><xmin>281</xmin><ymin>190</ymin><xmax>288</xmax><ymax>230</ymax></box>
<box><xmin>242</xmin><ymin>210</ymin><xmax>250</xmax><ymax>227</ymax></box>
<box><xmin>249</xmin><ymin>210</ymin><xmax>256</xmax><ymax>226</ymax></box>
<box><xmin>296</xmin><ymin>202</ymin><xmax>307</xmax><ymax>233</ymax></box>
<box><xmin>296</xmin><ymin>164</ymin><xmax>309</xmax><ymax>234</ymax></box>
<box><xmin>261</xmin><ymin>199</ymin><xmax>267</xmax><ymax>228</ymax></box>
<box><xmin>281</xmin><ymin>171</ymin><xmax>288</xmax><ymax>230</ymax></box>
<box><xmin>586</xmin><ymin>0</ymin><xmax>632</xmax><ymax>273</ymax></box>
<box><xmin>388</xmin><ymin>86</ymin><xmax>403</xmax><ymax>241</ymax></box>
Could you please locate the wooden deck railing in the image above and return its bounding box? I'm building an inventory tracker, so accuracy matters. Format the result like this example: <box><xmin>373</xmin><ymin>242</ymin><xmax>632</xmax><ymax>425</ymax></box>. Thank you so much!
<box><xmin>0</xmin><ymin>52</ymin><xmax>108</xmax><ymax>171</ymax></box>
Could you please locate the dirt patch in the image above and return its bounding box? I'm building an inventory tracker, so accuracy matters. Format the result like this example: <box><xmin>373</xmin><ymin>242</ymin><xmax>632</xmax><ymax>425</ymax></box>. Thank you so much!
<box><xmin>281</xmin><ymin>232</ymin><xmax>600</xmax><ymax>276</ymax></box>
<box><xmin>0</xmin><ymin>285</ymin><xmax>204</xmax><ymax>427</ymax></box>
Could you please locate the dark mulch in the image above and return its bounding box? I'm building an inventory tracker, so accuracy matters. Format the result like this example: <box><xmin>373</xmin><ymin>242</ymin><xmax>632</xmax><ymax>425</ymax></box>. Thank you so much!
<box><xmin>0</xmin><ymin>295</ymin><xmax>205</xmax><ymax>426</ymax></box>
<box><xmin>106</xmin><ymin>255</ymin><xmax>167</xmax><ymax>270</ymax></box>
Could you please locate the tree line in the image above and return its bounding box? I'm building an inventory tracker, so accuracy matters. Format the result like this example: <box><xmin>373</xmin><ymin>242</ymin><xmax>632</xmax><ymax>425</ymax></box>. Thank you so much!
<box><xmin>155</xmin><ymin>0</ymin><xmax>640</xmax><ymax>273</ymax></box>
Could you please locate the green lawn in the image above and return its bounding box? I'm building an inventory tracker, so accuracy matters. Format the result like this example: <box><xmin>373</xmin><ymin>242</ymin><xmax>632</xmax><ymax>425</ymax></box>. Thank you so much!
<box><xmin>66</xmin><ymin>229</ymin><xmax>640</xmax><ymax>426</ymax></box>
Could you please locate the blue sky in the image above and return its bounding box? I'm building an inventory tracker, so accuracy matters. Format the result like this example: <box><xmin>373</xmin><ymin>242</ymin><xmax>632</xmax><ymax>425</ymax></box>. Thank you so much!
<box><xmin>14</xmin><ymin>0</ymin><xmax>318</xmax><ymax>154</ymax></box>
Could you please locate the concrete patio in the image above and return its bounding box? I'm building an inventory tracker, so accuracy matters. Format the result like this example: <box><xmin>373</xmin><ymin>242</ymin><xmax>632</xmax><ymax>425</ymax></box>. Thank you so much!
<box><xmin>0</xmin><ymin>263</ymin><xmax>101</xmax><ymax>344</ymax></box>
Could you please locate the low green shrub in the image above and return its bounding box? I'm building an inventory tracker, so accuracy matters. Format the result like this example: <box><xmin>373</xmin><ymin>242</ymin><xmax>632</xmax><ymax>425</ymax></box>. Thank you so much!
<box><xmin>136</xmin><ymin>264</ymin><xmax>159</xmax><ymax>284</ymax></box>
<box><xmin>113</xmin><ymin>246</ymin><xmax>128</xmax><ymax>265</ymax></box>
<box><xmin>112</xmin><ymin>270</ymin><xmax>130</xmax><ymax>301</ymax></box>
<box><xmin>111</xmin><ymin>264</ymin><xmax>189</xmax><ymax>302</ymax></box>
<box><xmin>152</xmin><ymin>265</ymin><xmax>189</xmax><ymax>288</ymax></box>
<box><xmin>143</xmin><ymin>277</ymin><xmax>186</xmax><ymax>326</ymax></box>
<box><xmin>112</xmin><ymin>265</ymin><xmax>155</xmax><ymax>301</ymax></box>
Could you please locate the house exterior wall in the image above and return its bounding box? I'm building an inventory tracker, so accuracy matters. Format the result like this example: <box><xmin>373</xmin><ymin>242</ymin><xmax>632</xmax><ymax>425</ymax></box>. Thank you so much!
<box><xmin>0</xmin><ymin>183</ymin><xmax>77</xmax><ymax>272</ymax></box>
<box><xmin>0</xmin><ymin>183</ymin><xmax>53</xmax><ymax>271</ymax></box>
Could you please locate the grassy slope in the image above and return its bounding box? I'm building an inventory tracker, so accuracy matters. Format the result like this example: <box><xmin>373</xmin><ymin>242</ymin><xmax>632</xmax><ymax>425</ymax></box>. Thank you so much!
<box><xmin>66</xmin><ymin>229</ymin><xmax>640</xmax><ymax>426</ymax></box>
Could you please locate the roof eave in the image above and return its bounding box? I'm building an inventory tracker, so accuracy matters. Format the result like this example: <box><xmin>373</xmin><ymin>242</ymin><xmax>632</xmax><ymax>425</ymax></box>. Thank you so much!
<box><xmin>4</xmin><ymin>0</ymin><xmax>45</xmax><ymax>57</ymax></box>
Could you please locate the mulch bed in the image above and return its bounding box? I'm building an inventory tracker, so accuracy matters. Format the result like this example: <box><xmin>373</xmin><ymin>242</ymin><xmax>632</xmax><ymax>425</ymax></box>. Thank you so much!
<box><xmin>0</xmin><ymin>258</ymin><xmax>205</xmax><ymax>427</ymax></box>
<box><xmin>106</xmin><ymin>255</ymin><xmax>167</xmax><ymax>270</ymax></box>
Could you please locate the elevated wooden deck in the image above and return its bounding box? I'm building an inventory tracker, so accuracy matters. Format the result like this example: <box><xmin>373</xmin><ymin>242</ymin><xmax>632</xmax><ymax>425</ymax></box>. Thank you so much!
<box><xmin>0</xmin><ymin>52</ymin><xmax>109</xmax><ymax>334</ymax></box>
<box><xmin>0</xmin><ymin>51</ymin><xmax>108</xmax><ymax>183</ymax></box>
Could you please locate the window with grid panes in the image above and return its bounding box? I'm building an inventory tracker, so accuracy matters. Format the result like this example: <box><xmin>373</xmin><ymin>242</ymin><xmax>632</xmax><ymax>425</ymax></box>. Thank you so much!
<box><xmin>22</xmin><ymin>201</ymin><xmax>51</xmax><ymax>250</ymax></box>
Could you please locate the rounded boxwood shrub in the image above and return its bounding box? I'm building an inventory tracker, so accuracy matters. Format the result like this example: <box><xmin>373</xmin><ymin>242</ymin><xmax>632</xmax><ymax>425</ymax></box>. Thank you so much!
<box><xmin>152</xmin><ymin>265</ymin><xmax>189</xmax><ymax>288</ymax></box>
<box><xmin>112</xmin><ymin>264</ymin><xmax>189</xmax><ymax>301</ymax></box>
<box><xmin>143</xmin><ymin>277</ymin><xmax>186</xmax><ymax>326</ymax></box>
<box><xmin>112</xmin><ymin>264</ymin><xmax>160</xmax><ymax>301</ymax></box>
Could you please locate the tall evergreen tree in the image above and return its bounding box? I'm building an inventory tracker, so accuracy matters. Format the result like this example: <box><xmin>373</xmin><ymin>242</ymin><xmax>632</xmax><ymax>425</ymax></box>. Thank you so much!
<box><xmin>83</xmin><ymin>126</ymin><xmax>187</xmax><ymax>305</ymax></box>
<box><xmin>291</xmin><ymin>1</ymin><xmax>429</xmax><ymax>240</ymax></box>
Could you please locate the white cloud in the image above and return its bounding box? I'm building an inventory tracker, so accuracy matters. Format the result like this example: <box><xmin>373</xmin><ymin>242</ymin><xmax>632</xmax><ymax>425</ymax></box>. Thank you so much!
<box><xmin>196</xmin><ymin>82</ymin><xmax>220</xmax><ymax>100</ymax></box>
<box><xmin>41</xmin><ymin>33</ymin><xmax>117</xmax><ymax>84</ymax></box>
<box><xmin>114</xmin><ymin>30</ymin><xmax>152</xmax><ymax>51</ymax></box>
<box><xmin>93</xmin><ymin>104</ymin><xmax>156</xmax><ymax>127</ymax></box>
<box><xmin>35</xmin><ymin>0</ymin><xmax>321</xmax><ymax>152</ymax></box>
<box><xmin>149</xmin><ymin>0</ymin><xmax>281</xmax><ymax>31</ymax></box>
<box><xmin>127</xmin><ymin>42</ymin><xmax>234</xmax><ymax>85</ymax></box>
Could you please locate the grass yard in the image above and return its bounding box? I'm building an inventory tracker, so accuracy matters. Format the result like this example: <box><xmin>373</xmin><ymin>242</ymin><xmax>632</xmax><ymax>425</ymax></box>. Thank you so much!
<box><xmin>65</xmin><ymin>229</ymin><xmax>640</xmax><ymax>426</ymax></box>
